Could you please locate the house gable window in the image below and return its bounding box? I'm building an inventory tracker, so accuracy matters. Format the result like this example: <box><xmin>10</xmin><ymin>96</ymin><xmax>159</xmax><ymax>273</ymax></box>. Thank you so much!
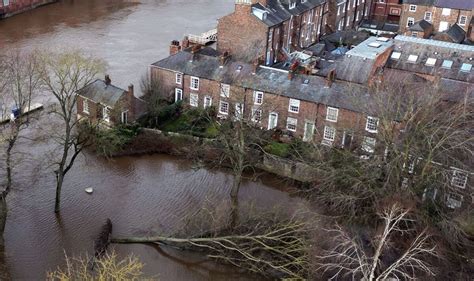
<box><xmin>176</xmin><ymin>73</ymin><xmax>182</xmax><ymax>84</ymax></box>
<box><xmin>365</xmin><ymin>116</ymin><xmax>379</xmax><ymax>133</ymax></box>
<box><xmin>220</xmin><ymin>84</ymin><xmax>230</xmax><ymax>98</ymax></box>
<box><xmin>288</xmin><ymin>98</ymin><xmax>300</xmax><ymax>113</ymax></box>
<box><xmin>451</xmin><ymin>170</ymin><xmax>468</xmax><ymax>189</ymax></box>
<box><xmin>219</xmin><ymin>100</ymin><xmax>229</xmax><ymax>115</ymax></box>
<box><xmin>286</xmin><ymin>117</ymin><xmax>297</xmax><ymax>132</ymax></box>
<box><xmin>326</xmin><ymin>107</ymin><xmax>339</xmax><ymax>122</ymax></box>
<box><xmin>190</xmin><ymin>93</ymin><xmax>199</xmax><ymax>107</ymax></box>
<box><xmin>190</xmin><ymin>76</ymin><xmax>199</xmax><ymax>90</ymax></box>
<box><xmin>83</xmin><ymin>99</ymin><xmax>89</xmax><ymax>114</ymax></box>
<box><xmin>175</xmin><ymin>88</ymin><xmax>183</xmax><ymax>102</ymax></box>
<box><xmin>254</xmin><ymin>91</ymin><xmax>264</xmax><ymax>105</ymax></box>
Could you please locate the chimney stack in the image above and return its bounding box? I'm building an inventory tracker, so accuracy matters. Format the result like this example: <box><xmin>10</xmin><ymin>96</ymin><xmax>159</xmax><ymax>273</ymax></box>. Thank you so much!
<box><xmin>128</xmin><ymin>84</ymin><xmax>134</xmax><ymax>97</ymax></box>
<box><xmin>182</xmin><ymin>36</ymin><xmax>190</xmax><ymax>49</ymax></box>
<box><xmin>325</xmin><ymin>69</ymin><xmax>336</xmax><ymax>88</ymax></box>
<box><xmin>169</xmin><ymin>40</ymin><xmax>181</xmax><ymax>56</ymax></box>
<box><xmin>220</xmin><ymin>51</ymin><xmax>231</xmax><ymax>66</ymax></box>
<box><xmin>105</xmin><ymin>75</ymin><xmax>111</xmax><ymax>86</ymax></box>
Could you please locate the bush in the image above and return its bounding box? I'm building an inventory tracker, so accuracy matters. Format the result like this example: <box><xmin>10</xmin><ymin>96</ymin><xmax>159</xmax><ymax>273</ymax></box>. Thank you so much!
<box><xmin>264</xmin><ymin>141</ymin><xmax>290</xmax><ymax>158</ymax></box>
<box><xmin>92</xmin><ymin>124</ymin><xmax>140</xmax><ymax>157</ymax></box>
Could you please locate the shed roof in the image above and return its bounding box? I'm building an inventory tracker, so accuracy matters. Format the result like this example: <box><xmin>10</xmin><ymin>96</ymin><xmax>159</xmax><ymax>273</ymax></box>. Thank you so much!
<box><xmin>434</xmin><ymin>0</ymin><xmax>474</xmax><ymax>10</ymax></box>
<box><xmin>409</xmin><ymin>19</ymin><xmax>432</xmax><ymax>32</ymax></box>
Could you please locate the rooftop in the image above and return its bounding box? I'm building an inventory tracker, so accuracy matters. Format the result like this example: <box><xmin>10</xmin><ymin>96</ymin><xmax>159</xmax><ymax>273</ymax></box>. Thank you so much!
<box><xmin>345</xmin><ymin>36</ymin><xmax>394</xmax><ymax>60</ymax></box>
<box><xmin>77</xmin><ymin>79</ymin><xmax>127</xmax><ymax>107</ymax></box>
<box><xmin>251</xmin><ymin>0</ymin><xmax>326</xmax><ymax>26</ymax></box>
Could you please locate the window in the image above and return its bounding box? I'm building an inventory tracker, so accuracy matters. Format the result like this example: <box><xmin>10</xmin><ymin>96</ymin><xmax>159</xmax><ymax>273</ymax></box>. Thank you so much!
<box><xmin>190</xmin><ymin>76</ymin><xmax>199</xmax><ymax>90</ymax></box>
<box><xmin>288</xmin><ymin>98</ymin><xmax>300</xmax><ymax>113</ymax></box>
<box><xmin>204</xmin><ymin>96</ymin><xmax>212</xmax><ymax>108</ymax></box>
<box><xmin>289</xmin><ymin>1</ymin><xmax>296</xmax><ymax>9</ymax></box>
<box><xmin>346</xmin><ymin>16</ymin><xmax>351</xmax><ymax>26</ymax></box>
<box><xmin>459</xmin><ymin>15</ymin><xmax>467</xmax><ymax>26</ymax></box>
<box><xmin>412</xmin><ymin>31</ymin><xmax>418</xmax><ymax>37</ymax></box>
<box><xmin>251</xmin><ymin>107</ymin><xmax>262</xmax><ymax>122</ymax></box>
<box><xmin>220</xmin><ymin>84</ymin><xmax>230</xmax><ymax>98</ymax></box>
<box><xmin>425</xmin><ymin>58</ymin><xmax>436</xmax><ymax>66</ymax></box>
<box><xmin>82</xmin><ymin>99</ymin><xmax>89</xmax><ymax>114</ymax></box>
<box><xmin>409</xmin><ymin>5</ymin><xmax>416</xmax><ymax>12</ymax></box>
<box><xmin>326</xmin><ymin>107</ymin><xmax>339</xmax><ymax>122</ymax></box>
<box><xmin>460</xmin><ymin>63</ymin><xmax>472</xmax><ymax>72</ymax></box>
<box><xmin>103</xmin><ymin>106</ymin><xmax>110</xmax><ymax>123</ymax></box>
<box><xmin>235</xmin><ymin>103</ymin><xmax>244</xmax><ymax>120</ymax></box>
<box><xmin>365</xmin><ymin>116</ymin><xmax>379</xmax><ymax>133</ymax></box>
<box><xmin>2</xmin><ymin>0</ymin><xmax>9</xmax><ymax>6</ymax></box>
<box><xmin>121</xmin><ymin>111</ymin><xmax>128</xmax><ymax>124</ymax></box>
<box><xmin>362</xmin><ymin>136</ymin><xmax>376</xmax><ymax>153</ymax></box>
<box><xmin>190</xmin><ymin>93</ymin><xmax>198</xmax><ymax>107</ymax></box>
<box><xmin>446</xmin><ymin>193</ymin><xmax>463</xmax><ymax>209</ymax></box>
<box><xmin>219</xmin><ymin>101</ymin><xmax>229</xmax><ymax>115</ymax></box>
<box><xmin>441</xmin><ymin>60</ymin><xmax>453</xmax><ymax>69</ymax></box>
<box><xmin>175</xmin><ymin>73</ymin><xmax>182</xmax><ymax>84</ymax></box>
<box><xmin>268</xmin><ymin>112</ymin><xmax>278</xmax><ymax>130</ymax></box>
<box><xmin>407</xmin><ymin>54</ymin><xmax>418</xmax><ymax>63</ymax></box>
<box><xmin>337</xmin><ymin>6</ymin><xmax>340</xmax><ymax>16</ymax></box>
<box><xmin>303</xmin><ymin>121</ymin><xmax>315</xmax><ymax>142</ymax></box>
<box><xmin>441</xmin><ymin>8</ymin><xmax>450</xmax><ymax>16</ymax></box>
<box><xmin>254</xmin><ymin>91</ymin><xmax>264</xmax><ymax>105</ymax></box>
<box><xmin>451</xmin><ymin>170</ymin><xmax>468</xmax><ymax>189</ymax></box>
<box><xmin>175</xmin><ymin>88</ymin><xmax>183</xmax><ymax>102</ymax></box>
<box><xmin>391</xmin><ymin>52</ymin><xmax>401</xmax><ymax>60</ymax></box>
<box><xmin>323</xmin><ymin>126</ymin><xmax>336</xmax><ymax>141</ymax></box>
<box><xmin>286</xmin><ymin>117</ymin><xmax>297</xmax><ymax>132</ymax></box>
<box><xmin>407</xmin><ymin>17</ymin><xmax>414</xmax><ymax>27</ymax></box>
<box><xmin>439</xmin><ymin>21</ymin><xmax>449</xmax><ymax>32</ymax></box>
<box><xmin>424</xmin><ymin>12</ymin><xmax>432</xmax><ymax>22</ymax></box>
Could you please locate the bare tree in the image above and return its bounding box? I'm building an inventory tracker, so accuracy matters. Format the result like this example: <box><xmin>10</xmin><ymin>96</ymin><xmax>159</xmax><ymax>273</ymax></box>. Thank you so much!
<box><xmin>39</xmin><ymin>51</ymin><xmax>105</xmax><ymax>213</ymax></box>
<box><xmin>316</xmin><ymin>203</ymin><xmax>437</xmax><ymax>280</ymax></box>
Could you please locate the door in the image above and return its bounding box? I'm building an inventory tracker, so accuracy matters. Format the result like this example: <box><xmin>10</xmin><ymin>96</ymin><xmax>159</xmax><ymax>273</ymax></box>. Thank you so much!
<box><xmin>439</xmin><ymin>21</ymin><xmax>449</xmax><ymax>32</ymax></box>
<box><xmin>342</xmin><ymin>131</ymin><xmax>352</xmax><ymax>148</ymax></box>
<box><xmin>268</xmin><ymin>112</ymin><xmax>278</xmax><ymax>130</ymax></box>
<box><xmin>175</xmin><ymin>88</ymin><xmax>183</xmax><ymax>102</ymax></box>
<box><xmin>303</xmin><ymin>121</ymin><xmax>314</xmax><ymax>142</ymax></box>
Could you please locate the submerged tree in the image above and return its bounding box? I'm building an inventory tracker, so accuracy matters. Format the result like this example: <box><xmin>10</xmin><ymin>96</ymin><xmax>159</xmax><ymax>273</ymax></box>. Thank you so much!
<box><xmin>39</xmin><ymin>51</ymin><xmax>105</xmax><ymax>213</ymax></box>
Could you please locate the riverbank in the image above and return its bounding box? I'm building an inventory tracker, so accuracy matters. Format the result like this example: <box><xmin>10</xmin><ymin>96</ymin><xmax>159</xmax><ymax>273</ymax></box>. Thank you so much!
<box><xmin>0</xmin><ymin>0</ymin><xmax>57</xmax><ymax>19</ymax></box>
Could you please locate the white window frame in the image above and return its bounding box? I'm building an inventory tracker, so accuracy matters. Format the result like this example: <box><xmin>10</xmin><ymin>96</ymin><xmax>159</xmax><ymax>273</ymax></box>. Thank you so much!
<box><xmin>254</xmin><ymin>91</ymin><xmax>264</xmax><ymax>105</ymax></box>
<box><xmin>251</xmin><ymin>107</ymin><xmax>262</xmax><ymax>123</ymax></box>
<box><xmin>220</xmin><ymin>83</ymin><xmax>230</xmax><ymax>98</ymax></box>
<box><xmin>288</xmin><ymin>98</ymin><xmax>300</xmax><ymax>113</ymax></box>
<box><xmin>175</xmin><ymin>73</ymin><xmax>183</xmax><ymax>84</ymax></box>
<box><xmin>121</xmin><ymin>110</ymin><xmax>128</xmax><ymax>124</ymax></box>
<box><xmin>204</xmin><ymin>96</ymin><xmax>212</xmax><ymax>108</ymax></box>
<box><xmin>82</xmin><ymin>99</ymin><xmax>89</xmax><ymax>114</ymax></box>
<box><xmin>446</xmin><ymin>193</ymin><xmax>463</xmax><ymax>209</ymax></box>
<box><xmin>323</xmin><ymin>126</ymin><xmax>336</xmax><ymax>141</ymax></box>
<box><xmin>451</xmin><ymin>170</ymin><xmax>468</xmax><ymax>189</ymax></box>
<box><xmin>424</xmin><ymin>12</ymin><xmax>432</xmax><ymax>22</ymax></box>
<box><xmin>190</xmin><ymin>93</ymin><xmax>199</xmax><ymax>107</ymax></box>
<box><xmin>190</xmin><ymin>76</ymin><xmax>199</xmax><ymax>90</ymax></box>
<box><xmin>286</xmin><ymin>117</ymin><xmax>297</xmax><ymax>132</ymax></box>
<box><xmin>326</xmin><ymin>107</ymin><xmax>339</xmax><ymax>122</ymax></box>
<box><xmin>409</xmin><ymin>5</ymin><xmax>416</xmax><ymax>12</ymax></box>
<box><xmin>407</xmin><ymin>17</ymin><xmax>414</xmax><ymax>27</ymax></box>
<box><xmin>268</xmin><ymin>112</ymin><xmax>278</xmax><ymax>130</ymax></box>
<box><xmin>175</xmin><ymin>88</ymin><xmax>183</xmax><ymax>102</ymax></box>
<box><xmin>289</xmin><ymin>1</ymin><xmax>296</xmax><ymax>9</ymax></box>
<box><xmin>303</xmin><ymin>121</ymin><xmax>315</xmax><ymax>142</ymax></box>
<box><xmin>219</xmin><ymin>100</ymin><xmax>229</xmax><ymax>115</ymax></box>
<box><xmin>362</xmin><ymin>136</ymin><xmax>376</xmax><ymax>153</ymax></box>
<box><xmin>365</xmin><ymin>116</ymin><xmax>379</xmax><ymax>133</ymax></box>
<box><xmin>103</xmin><ymin>106</ymin><xmax>110</xmax><ymax>123</ymax></box>
<box><xmin>441</xmin><ymin>8</ymin><xmax>450</xmax><ymax>16</ymax></box>
<box><xmin>459</xmin><ymin>15</ymin><xmax>467</xmax><ymax>26</ymax></box>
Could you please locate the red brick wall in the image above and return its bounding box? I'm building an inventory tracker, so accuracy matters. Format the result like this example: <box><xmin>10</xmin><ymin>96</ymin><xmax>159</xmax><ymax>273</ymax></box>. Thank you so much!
<box><xmin>0</xmin><ymin>0</ymin><xmax>56</xmax><ymax>17</ymax></box>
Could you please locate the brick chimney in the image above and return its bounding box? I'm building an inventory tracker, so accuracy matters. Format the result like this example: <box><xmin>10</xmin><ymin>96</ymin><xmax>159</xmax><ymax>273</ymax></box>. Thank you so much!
<box><xmin>325</xmin><ymin>69</ymin><xmax>336</xmax><ymax>88</ymax></box>
<box><xmin>182</xmin><ymin>36</ymin><xmax>190</xmax><ymax>49</ymax></box>
<box><xmin>220</xmin><ymin>51</ymin><xmax>231</xmax><ymax>66</ymax></box>
<box><xmin>105</xmin><ymin>75</ymin><xmax>111</xmax><ymax>86</ymax></box>
<box><xmin>169</xmin><ymin>40</ymin><xmax>181</xmax><ymax>56</ymax></box>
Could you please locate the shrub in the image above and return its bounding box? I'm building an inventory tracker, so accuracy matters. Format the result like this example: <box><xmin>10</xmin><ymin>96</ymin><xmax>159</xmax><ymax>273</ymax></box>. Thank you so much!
<box><xmin>264</xmin><ymin>141</ymin><xmax>290</xmax><ymax>158</ymax></box>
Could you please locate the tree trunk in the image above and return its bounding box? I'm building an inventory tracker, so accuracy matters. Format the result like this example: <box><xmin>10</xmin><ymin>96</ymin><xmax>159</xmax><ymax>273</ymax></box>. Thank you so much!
<box><xmin>54</xmin><ymin>172</ymin><xmax>63</xmax><ymax>213</ymax></box>
<box><xmin>0</xmin><ymin>194</ymin><xmax>7</xmax><ymax>237</ymax></box>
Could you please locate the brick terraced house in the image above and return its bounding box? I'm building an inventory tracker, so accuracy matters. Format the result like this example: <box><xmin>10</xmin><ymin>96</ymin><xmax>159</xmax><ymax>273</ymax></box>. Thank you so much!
<box><xmin>0</xmin><ymin>0</ymin><xmax>56</xmax><ymax>18</ymax></box>
<box><xmin>331</xmin><ymin>0</ymin><xmax>374</xmax><ymax>32</ymax></box>
<box><xmin>399</xmin><ymin>0</ymin><xmax>474</xmax><ymax>41</ymax></box>
<box><xmin>76</xmin><ymin>76</ymin><xmax>145</xmax><ymax>126</ymax></box>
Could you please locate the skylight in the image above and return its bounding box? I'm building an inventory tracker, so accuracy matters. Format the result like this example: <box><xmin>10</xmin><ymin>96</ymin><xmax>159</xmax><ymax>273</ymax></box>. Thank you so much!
<box><xmin>441</xmin><ymin>60</ymin><xmax>453</xmax><ymax>69</ymax></box>
<box><xmin>368</xmin><ymin>42</ymin><xmax>381</xmax><ymax>48</ymax></box>
<box><xmin>391</xmin><ymin>52</ymin><xmax>401</xmax><ymax>60</ymax></box>
<box><xmin>460</xmin><ymin>63</ymin><xmax>472</xmax><ymax>72</ymax></box>
<box><xmin>407</xmin><ymin>55</ymin><xmax>418</xmax><ymax>63</ymax></box>
<box><xmin>303</xmin><ymin>79</ymin><xmax>309</xmax><ymax>84</ymax></box>
<box><xmin>376</xmin><ymin>37</ymin><xmax>390</xmax><ymax>42</ymax></box>
<box><xmin>425</xmin><ymin>58</ymin><xmax>436</xmax><ymax>66</ymax></box>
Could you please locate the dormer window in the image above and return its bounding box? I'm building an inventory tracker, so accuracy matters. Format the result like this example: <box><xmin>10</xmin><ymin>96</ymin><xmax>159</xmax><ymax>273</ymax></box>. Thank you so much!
<box><xmin>289</xmin><ymin>0</ymin><xmax>296</xmax><ymax>9</ymax></box>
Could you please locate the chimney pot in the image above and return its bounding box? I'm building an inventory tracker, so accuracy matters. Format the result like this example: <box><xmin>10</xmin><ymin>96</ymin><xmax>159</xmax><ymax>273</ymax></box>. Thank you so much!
<box><xmin>105</xmin><ymin>75</ymin><xmax>111</xmax><ymax>86</ymax></box>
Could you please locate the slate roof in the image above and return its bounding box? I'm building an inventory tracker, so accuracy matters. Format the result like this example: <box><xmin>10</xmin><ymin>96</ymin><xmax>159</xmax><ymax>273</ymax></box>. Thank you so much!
<box><xmin>252</xmin><ymin>0</ymin><xmax>326</xmax><ymax>27</ymax></box>
<box><xmin>151</xmin><ymin>49</ymin><xmax>373</xmax><ymax>114</ymax></box>
<box><xmin>434</xmin><ymin>0</ymin><xmax>474</xmax><ymax>10</ymax></box>
<box><xmin>445</xmin><ymin>24</ymin><xmax>466</xmax><ymax>43</ymax></box>
<box><xmin>388</xmin><ymin>35</ymin><xmax>474</xmax><ymax>83</ymax></box>
<box><xmin>409</xmin><ymin>19</ymin><xmax>432</xmax><ymax>32</ymax></box>
<box><xmin>345</xmin><ymin>36</ymin><xmax>394</xmax><ymax>60</ymax></box>
<box><xmin>77</xmin><ymin>79</ymin><xmax>127</xmax><ymax>107</ymax></box>
<box><xmin>402</xmin><ymin>0</ymin><xmax>436</xmax><ymax>6</ymax></box>
<box><xmin>359</xmin><ymin>19</ymin><xmax>400</xmax><ymax>33</ymax></box>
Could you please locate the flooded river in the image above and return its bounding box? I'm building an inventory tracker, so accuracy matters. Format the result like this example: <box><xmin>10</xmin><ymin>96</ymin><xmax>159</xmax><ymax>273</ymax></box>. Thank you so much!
<box><xmin>0</xmin><ymin>0</ymin><xmax>301</xmax><ymax>279</ymax></box>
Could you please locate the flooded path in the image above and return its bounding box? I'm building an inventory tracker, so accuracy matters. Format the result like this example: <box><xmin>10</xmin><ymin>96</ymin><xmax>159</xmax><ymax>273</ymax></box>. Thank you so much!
<box><xmin>0</xmin><ymin>0</ymin><xmax>302</xmax><ymax>279</ymax></box>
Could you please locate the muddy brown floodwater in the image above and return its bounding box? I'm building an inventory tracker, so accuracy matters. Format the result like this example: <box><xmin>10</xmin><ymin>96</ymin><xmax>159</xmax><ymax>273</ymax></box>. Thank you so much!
<box><xmin>0</xmin><ymin>0</ymin><xmax>303</xmax><ymax>279</ymax></box>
